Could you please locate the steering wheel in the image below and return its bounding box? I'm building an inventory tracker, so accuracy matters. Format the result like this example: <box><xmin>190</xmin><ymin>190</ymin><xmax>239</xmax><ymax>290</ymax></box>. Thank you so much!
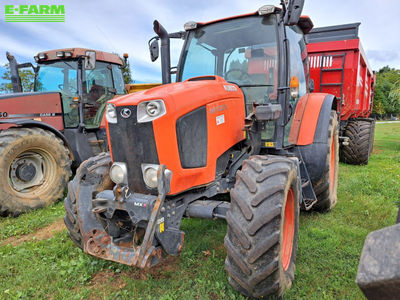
<box><xmin>58</xmin><ymin>84</ymin><xmax>77</xmax><ymax>94</ymax></box>
<box><xmin>225</xmin><ymin>68</ymin><xmax>250</xmax><ymax>83</ymax></box>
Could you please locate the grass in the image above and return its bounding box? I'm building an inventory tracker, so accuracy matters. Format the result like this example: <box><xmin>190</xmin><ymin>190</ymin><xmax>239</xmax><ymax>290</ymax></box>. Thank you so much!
<box><xmin>1</xmin><ymin>123</ymin><xmax>399</xmax><ymax>299</ymax></box>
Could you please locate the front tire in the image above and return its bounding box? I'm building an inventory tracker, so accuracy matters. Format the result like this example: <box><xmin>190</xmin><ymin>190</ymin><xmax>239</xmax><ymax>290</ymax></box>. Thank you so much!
<box><xmin>225</xmin><ymin>156</ymin><xmax>300</xmax><ymax>298</ymax></box>
<box><xmin>0</xmin><ymin>127</ymin><xmax>71</xmax><ymax>216</ymax></box>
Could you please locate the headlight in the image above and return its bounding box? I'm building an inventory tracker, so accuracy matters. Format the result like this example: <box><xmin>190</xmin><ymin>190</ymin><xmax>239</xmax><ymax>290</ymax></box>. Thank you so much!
<box><xmin>137</xmin><ymin>100</ymin><xmax>166</xmax><ymax>123</ymax></box>
<box><xmin>141</xmin><ymin>164</ymin><xmax>159</xmax><ymax>188</ymax></box>
<box><xmin>106</xmin><ymin>103</ymin><xmax>117</xmax><ymax>124</ymax></box>
<box><xmin>110</xmin><ymin>162</ymin><xmax>127</xmax><ymax>185</ymax></box>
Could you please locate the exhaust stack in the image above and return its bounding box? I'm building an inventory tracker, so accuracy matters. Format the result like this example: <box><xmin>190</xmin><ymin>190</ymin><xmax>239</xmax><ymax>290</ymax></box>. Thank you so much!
<box><xmin>153</xmin><ymin>20</ymin><xmax>171</xmax><ymax>84</ymax></box>
<box><xmin>6</xmin><ymin>52</ymin><xmax>22</xmax><ymax>93</ymax></box>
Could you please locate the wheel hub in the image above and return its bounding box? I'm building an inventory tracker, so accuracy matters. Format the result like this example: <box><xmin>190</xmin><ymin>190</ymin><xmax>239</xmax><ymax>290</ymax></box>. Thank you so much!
<box><xmin>16</xmin><ymin>162</ymin><xmax>37</xmax><ymax>182</ymax></box>
<box><xmin>9</xmin><ymin>152</ymin><xmax>46</xmax><ymax>192</ymax></box>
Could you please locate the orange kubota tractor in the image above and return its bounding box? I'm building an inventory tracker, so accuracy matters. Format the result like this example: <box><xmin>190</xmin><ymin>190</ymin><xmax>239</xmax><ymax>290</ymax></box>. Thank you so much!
<box><xmin>65</xmin><ymin>1</ymin><xmax>339</xmax><ymax>298</ymax></box>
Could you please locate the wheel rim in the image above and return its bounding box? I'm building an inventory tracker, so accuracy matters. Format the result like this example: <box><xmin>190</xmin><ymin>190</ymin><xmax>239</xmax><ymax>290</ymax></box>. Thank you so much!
<box><xmin>8</xmin><ymin>148</ymin><xmax>56</xmax><ymax>195</ymax></box>
<box><xmin>330</xmin><ymin>137</ymin><xmax>336</xmax><ymax>192</ymax></box>
<box><xmin>282</xmin><ymin>188</ymin><xmax>295</xmax><ymax>271</ymax></box>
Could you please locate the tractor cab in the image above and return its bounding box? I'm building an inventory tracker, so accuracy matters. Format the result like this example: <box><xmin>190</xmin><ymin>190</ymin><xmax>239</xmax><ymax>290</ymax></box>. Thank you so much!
<box><xmin>151</xmin><ymin>4</ymin><xmax>314</xmax><ymax>150</ymax></box>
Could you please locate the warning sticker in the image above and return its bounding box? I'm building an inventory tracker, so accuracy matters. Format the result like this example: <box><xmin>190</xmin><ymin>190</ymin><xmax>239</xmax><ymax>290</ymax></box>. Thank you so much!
<box><xmin>216</xmin><ymin>114</ymin><xmax>225</xmax><ymax>126</ymax></box>
<box><xmin>157</xmin><ymin>217</ymin><xmax>165</xmax><ymax>233</ymax></box>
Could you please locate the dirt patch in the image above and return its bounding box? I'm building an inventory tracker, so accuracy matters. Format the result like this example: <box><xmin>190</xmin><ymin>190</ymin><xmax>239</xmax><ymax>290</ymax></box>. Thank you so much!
<box><xmin>86</xmin><ymin>256</ymin><xmax>180</xmax><ymax>298</ymax></box>
<box><xmin>372</xmin><ymin>147</ymin><xmax>383</xmax><ymax>154</ymax></box>
<box><xmin>88</xmin><ymin>270</ymin><xmax>126</xmax><ymax>300</ymax></box>
<box><xmin>123</xmin><ymin>256</ymin><xmax>180</xmax><ymax>280</ymax></box>
<box><xmin>1</xmin><ymin>218</ymin><xmax>66</xmax><ymax>247</ymax></box>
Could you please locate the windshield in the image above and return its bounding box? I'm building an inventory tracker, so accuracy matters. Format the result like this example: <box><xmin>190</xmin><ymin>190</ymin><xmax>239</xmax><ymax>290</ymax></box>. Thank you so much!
<box><xmin>36</xmin><ymin>60</ymin><xmax>78</xmax><ymax>93</ymax></box>
<box><xmin>180</xmin><ymin>15</ymin><xmax>279</xmax><ymax>111</ymax></box>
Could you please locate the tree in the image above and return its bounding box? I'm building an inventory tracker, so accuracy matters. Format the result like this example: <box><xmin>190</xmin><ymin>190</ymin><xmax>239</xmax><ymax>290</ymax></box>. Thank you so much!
<box><xmin>0</xmin><ymin>64</ymin><xmax>35</xmax><ymax>93</ymax></box>
<box><xmin>373</xmin><ymin>66</ymin><xmax>400</xmax><ymax>117</ymax></box>
<box><xmin>122</xmin><ymin>58</ymin><xmax>132</xmax><ymax>84</ymax></box>
<box><xmin>114</xmin><ymin>54</ymin><xmax>132</xmax><ymax>84</ymax></box>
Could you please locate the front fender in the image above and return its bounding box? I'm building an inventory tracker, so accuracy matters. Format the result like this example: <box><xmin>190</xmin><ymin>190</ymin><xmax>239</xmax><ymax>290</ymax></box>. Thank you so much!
<box><xmin>292</xmin><ymin>93</ymin><xmax>337</xmax><ymax>182</ymax></box>
<box><xmin>289</xmin><ymin>93</ymin><xmax>336</xmax><ymax>146</ymax></box>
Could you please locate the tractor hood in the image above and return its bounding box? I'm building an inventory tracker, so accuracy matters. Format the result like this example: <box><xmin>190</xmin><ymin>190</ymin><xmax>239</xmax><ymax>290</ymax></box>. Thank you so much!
<box><xmin>0</xmin><ymin>91</ymin><xmax>60</xmax><ymax>101</ymax></box>
<box><xmin>108</xmin><ymin>76</ymin><xmax>243</xmax><ymax>115</ymax></box>
<box><xmin>106</xmin><ymin>76</ymin><xmax>246</xmax><ymax>195</ymax></box>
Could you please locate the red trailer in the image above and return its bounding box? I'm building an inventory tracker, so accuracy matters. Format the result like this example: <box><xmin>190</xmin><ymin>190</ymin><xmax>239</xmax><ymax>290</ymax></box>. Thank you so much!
<box><xmin>306</xmin><ymin>23</ymin><xmax>376</xmax><ymax>165</ymax></box>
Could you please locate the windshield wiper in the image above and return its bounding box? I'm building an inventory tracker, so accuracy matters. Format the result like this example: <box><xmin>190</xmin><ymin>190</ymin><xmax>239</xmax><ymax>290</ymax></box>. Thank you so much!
<box><xmin>60</xmin><ymin>60</ymin><xmax>75</xmax><ymax>69</ymax></box>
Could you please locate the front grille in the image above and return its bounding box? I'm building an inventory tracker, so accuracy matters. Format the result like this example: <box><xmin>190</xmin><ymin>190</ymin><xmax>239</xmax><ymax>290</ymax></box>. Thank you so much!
<box><xmin>108</xmin><ymin>106</ymin><xmax>159</xmax><ymax>194</ymax></box>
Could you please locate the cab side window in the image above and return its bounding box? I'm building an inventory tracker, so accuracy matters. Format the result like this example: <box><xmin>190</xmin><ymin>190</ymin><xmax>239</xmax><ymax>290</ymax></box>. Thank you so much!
<box><xmin>284</xmin><ymin>26</ymin><xmax>308</xmax><ymax>146</ymax></box>
<box><xmin>287</xmin><ymin>26</ymin><xmax>307</xmax><ymax>99</ymax></box>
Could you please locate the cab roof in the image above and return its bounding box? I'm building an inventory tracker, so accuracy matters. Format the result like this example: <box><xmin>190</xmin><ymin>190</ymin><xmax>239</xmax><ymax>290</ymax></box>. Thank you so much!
<box><xmin>190</xmin><ymin>6</ymin><xmax>313</xmax><ymax>34</ymax></box>
<box><xmin>36</xmin><ymin>48</ymin><xmax>123</xmax><ymax>65</ymax></box>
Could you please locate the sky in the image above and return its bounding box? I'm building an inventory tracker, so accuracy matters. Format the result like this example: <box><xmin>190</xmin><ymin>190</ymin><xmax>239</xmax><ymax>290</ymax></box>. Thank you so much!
<box><xmin>0</xmin><ymin>0</ymin><xmax>399</xmax><ymax>84</ymax></box>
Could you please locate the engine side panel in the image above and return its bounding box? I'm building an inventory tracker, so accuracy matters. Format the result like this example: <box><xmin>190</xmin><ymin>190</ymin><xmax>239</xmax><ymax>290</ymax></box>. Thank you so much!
<box><xmin>153</xmin><ymin>83</ymin><xmax>246</xmax><ymax>195</ymax></box>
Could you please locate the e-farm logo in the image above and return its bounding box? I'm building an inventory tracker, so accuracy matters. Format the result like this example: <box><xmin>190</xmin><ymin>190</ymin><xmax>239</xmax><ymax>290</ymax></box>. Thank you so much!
<box><xmin>4</xmin><ymin>5</ymin><xmax>65</xmax><ymax>22</ymax></box>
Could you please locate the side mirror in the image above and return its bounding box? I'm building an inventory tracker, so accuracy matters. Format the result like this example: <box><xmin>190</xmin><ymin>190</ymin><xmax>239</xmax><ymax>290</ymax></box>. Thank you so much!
<box><xmin>284</xmin><ymin>0</ymin><xmax>305</xmax><ymax>26</ymax></box>
<box><xmin>84</xmin><ymin>51</ymin><xmax>96</xmax><ymax>70</ymax></box>
<box><xmin>149</xmin><ymin>38</ymin><xmax>159</xmax><ymax>62</ymax></box>
<box><xmin>309</xmin><ymin>78</ymin><xmax>315</xmax><ymax>93</ymax></box>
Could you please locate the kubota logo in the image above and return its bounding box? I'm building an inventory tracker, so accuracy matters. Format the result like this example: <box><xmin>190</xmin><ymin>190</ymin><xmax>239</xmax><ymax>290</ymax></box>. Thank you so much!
<box><xmin>4</xmin><ymin>5</ymin><xmax>65</xmax><ymax>22</ymax></box>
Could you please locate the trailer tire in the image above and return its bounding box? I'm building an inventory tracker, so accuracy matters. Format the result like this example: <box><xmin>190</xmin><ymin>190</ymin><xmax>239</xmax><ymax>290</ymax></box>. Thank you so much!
<box><xmin>0</xmin><ymin>127</ymin><xmax>71</xmax><ymax>216</ymax></box>
<box><xmin>225</xmin><ymin>156</ymin><xmax>300</xmax><ymax>299</ymax></box>
<box><xmin>312</xmin><ymin>111</ymin><xmax>339</xmax><ymax>212</ymax></box>
<box><xmin>340</xmin><ymin>119</ymin><xmax>375</xmax><ymax>165</ymax></box>
<box><xmin>64</xmin><ymin>152</ymin><xmax>112</xmax><ymax>249</ymax></box>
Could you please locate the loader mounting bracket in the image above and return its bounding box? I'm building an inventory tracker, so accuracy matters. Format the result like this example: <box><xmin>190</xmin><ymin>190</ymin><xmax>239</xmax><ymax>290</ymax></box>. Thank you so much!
<box><xmin>77</xmin><ymin>164</ymin><xmax>184</xmax><ymax>268</ymax></box>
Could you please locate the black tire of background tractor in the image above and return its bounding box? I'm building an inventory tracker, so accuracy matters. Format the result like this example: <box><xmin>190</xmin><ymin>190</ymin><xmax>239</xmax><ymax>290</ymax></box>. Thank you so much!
<box><xmin>312</xmin><ymin>111</ymin><xmax>339</xmax><ymax>212</ymax></box>
<box><xmin>0</xmin><ymin>127</ymin><xmax>71</xmax><ymax>216</ymax></box>
<box><xmin>63</xmin><ymin>152</ymin><xmax>112</xmax><ymax>249</ymax></box>
<box><xmin>340</xmin><ymin>119</ymin><xmax>375</xmax><ymax>165</ymax></box>
<box><xmin>225</xmin><ymin>156</ymin><xmax>300</xmax><ymax>299</ymax></box>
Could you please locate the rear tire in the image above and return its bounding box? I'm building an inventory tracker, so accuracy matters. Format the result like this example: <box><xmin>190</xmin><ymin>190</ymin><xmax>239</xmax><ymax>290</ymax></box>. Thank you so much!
<box><xmin>225</xmin><ymin>156</ymin><xmax>300</xmax><ymax>298</ymax></box>
<box><xmin>312</xmin><ymin>111</ymin><xmax>339</xmax><ymax>212</ymax></box>
<box><xmin>340</xmin><ymin>119</ymin><xmax>375</xmax><ymax>165</ymax></box>
<box><xmin>64</xmin><ymin>152</ymin><xmax>112</xmax><ymax>249</ymax></box>
<box><xmin>0</xmin><ymin>127</ymin><xmax>71</xmax><ymax>216</ymax></box>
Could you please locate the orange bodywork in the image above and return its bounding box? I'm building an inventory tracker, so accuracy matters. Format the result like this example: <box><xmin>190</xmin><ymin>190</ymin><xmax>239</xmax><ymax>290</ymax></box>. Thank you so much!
<box><xmin>107</xmin><ymin>77</ymin><xmax>246</xmax><ymax>195</ymax></box>
<box><xmin>289</xmin><ymin>93</ymin><xmax>328</xmax><ymax>145</ymax></box>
